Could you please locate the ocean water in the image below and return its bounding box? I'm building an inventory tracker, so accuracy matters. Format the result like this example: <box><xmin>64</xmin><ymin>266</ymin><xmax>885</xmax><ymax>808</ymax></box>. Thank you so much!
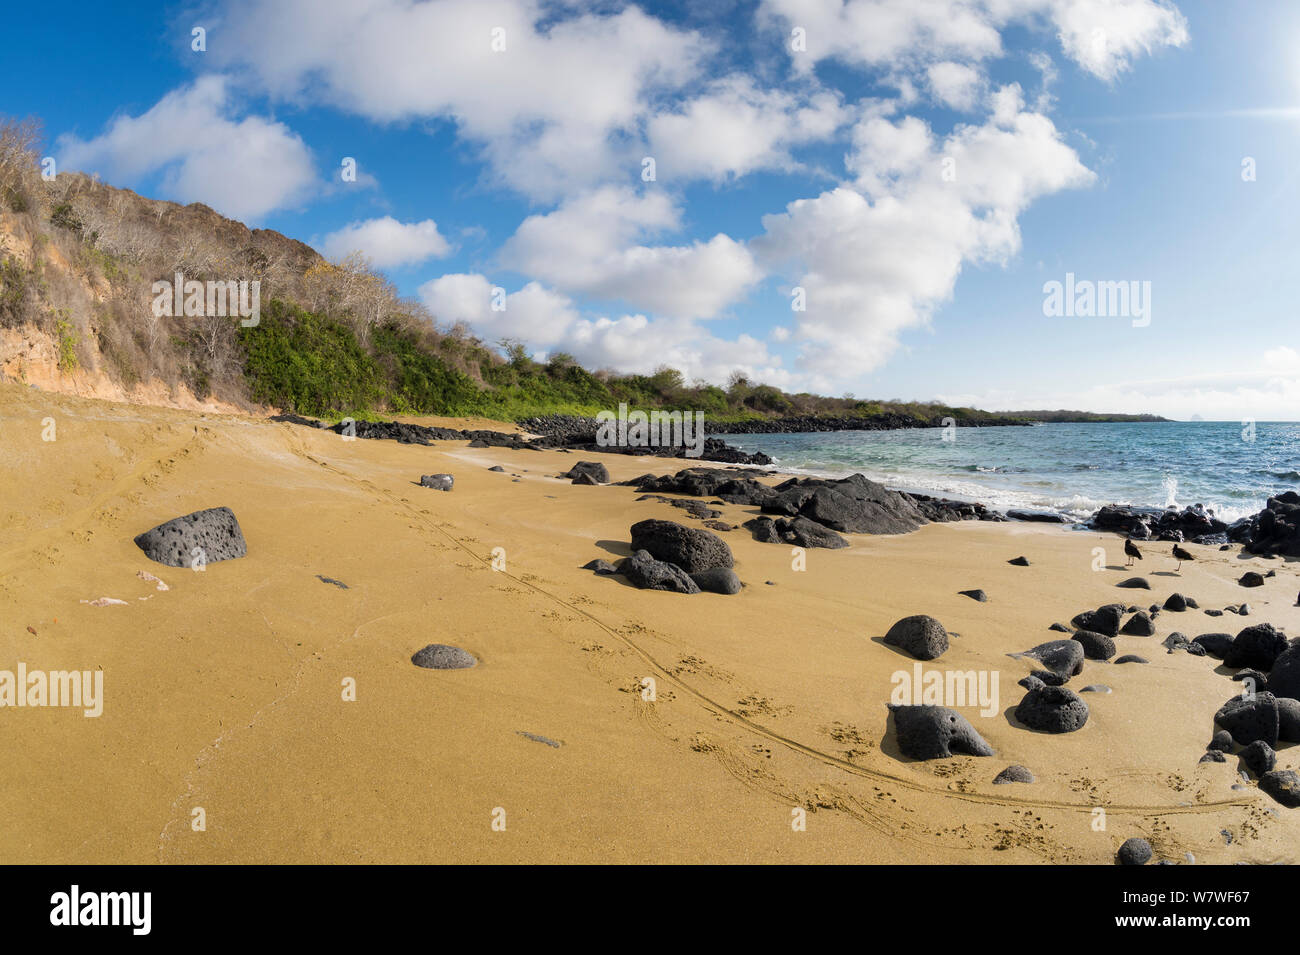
<box><xmin>713</xmin><ymin>421</ymin><xmax>1300</xmax><ymax>523</ymax></box>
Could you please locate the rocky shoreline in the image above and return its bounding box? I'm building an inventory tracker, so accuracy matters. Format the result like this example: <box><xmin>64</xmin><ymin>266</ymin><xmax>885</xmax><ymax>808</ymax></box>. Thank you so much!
<box><xmin>518</xmin><ymin>411</ymin><xmax>1031</xmax><ymax>438</ymax></box>
<box><xmin>269</xmin><ymin>412</ymin><xmax>772</xmax><ymax>465</ymax></box>
<box><xmin>270</xmin><ymin>412</ymin><xmax>1299</xmax><ymax>558</ymax></box>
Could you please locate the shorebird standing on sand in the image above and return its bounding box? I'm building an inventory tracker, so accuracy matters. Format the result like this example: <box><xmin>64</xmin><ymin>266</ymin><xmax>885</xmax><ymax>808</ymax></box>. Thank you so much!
<box><xmin>1124</xmin><ymin>539</ymin><xmax>1143</xmax><ymax>567</ymax></box>
<box><xmin>1172</xmin><ymin>544</ymin><xmax>1194</xmax><ymax>572</ymax></box>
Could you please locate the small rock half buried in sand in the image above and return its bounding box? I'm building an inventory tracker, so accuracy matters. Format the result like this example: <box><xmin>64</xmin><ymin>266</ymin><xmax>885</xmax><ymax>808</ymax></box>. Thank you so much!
<box><xmin>419</xmin><ymin>473</ymin><xmax>454</xmax><ymax>491</ymax></box>
<box><xmin>134</xmin><ymin>506</ymin><xmax>247</xmax><ymax>568</ymax></box>
<box><xmin>958</xmin><ymin>589</ymin><xmax>988</xmax><ymax>602</ymax></box>
<box><xmin>887</xmin><ymin>704</ymin><xmax>994</xmax><ymax>760</ymax></box>
<box><xmin>1018</xmin><ymin>639</ymin><xmax>1084</xmax><ymax>678</ymax></box>
<box><xmin>411</xmin><ymin>644</ymin><xmax>477</xmax><ymax>670</ymax></box>
<box><xmin>1116</xmin><ymin>577</ymin><xmax>1151</xmax><ymax>590</ymax></box>
<box><xmin>1008</xmin><ymin>556</ymin><xmax>1030</xmax><ymax>566</ymax></box>
<box><xmin>690</xmin><ymin>567</ymin><xmax>742</xmax><ymax>595</ymax></box>
<box><xmin>1117</xmin><ymin>837</ymin><xmax>1152</xmax><ymax>865</ymax></box>
<box><xmin>993</xmin><ymin>765</ymin><xmax>1034</xmax><ymax>784</ymax></box>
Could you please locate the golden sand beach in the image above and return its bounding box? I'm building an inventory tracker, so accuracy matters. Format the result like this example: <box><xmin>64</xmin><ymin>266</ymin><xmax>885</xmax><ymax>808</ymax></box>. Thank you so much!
<box><xmin>2</xmin><ymin>381</ymin><xmax>1298</xmax><ymax>864</ymax></box>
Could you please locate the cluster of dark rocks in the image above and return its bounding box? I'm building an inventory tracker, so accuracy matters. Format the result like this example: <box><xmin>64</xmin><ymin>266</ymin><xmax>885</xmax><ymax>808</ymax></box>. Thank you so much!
<box><xmin>584</xmin><ymin>519</ymin><xmax>741</xmax><ymax>595</ymax></box>
<box><xmin>1230</xmin><ymin>491</ymin><xmax>1300</xmax><ymax>557</ymax></box>
<box><xmin>270</xmin><ymin>412</ymin><xmax>770</xmax><ymax>465</ymax></box>
<box><xmin>1090</xmin><ymin>491</ymin><xmax>1300</xmax><ymax>556</ymax></box>
<box><xmin>627</xmin><ymin>468</ymin><xmax>934</xmax><ymax>549</ymax></box>
<box><xmin>1089</xmin><ymin>502</ymin><xmax>1228</xmax><ymax>544</ymax></box>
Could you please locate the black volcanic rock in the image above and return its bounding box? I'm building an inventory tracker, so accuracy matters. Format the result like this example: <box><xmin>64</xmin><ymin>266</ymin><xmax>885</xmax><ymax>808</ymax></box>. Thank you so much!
<box><xmin>959</xmin><ymin>589</ymin><xmax>988</xmax><ymax>602</ymax></box>
<box><xmin>1117</xmin><ymin>837</ymin><xmax>1152</xmax><ymax>866</ymax></box>
<box><xmin>888</xmin><ymin>704</ymin><xmax>994</xmax><ymax>760</ymax></box>
<box><xmin>1114</xmin><ymin>654</ymin><xmax>1149</xmax><ymax>664</ymax></box>
<box><xmin>1260</xmin><ymin>770</ymin><xmax>1300</xmax><ymax>808</ymax></box>
<box><xmin>1071</xmin><ymin>604</ymin><xmax>1124</xmax><ymax>638</ymax></box>
<box><xmin>563</xmin><ymin>461</ymin><xmax>609</xmax><ymax>484</ymax></box>
<box><xmin>743</xmin><ymin>515</ymin><xmax>850</xmax><ymax>549</ymax></box>
<box><xmin>616</xmin><ymin>550</ymin><xmax>700</xmax><ymax>594</ymax></box>
<box><xmin>1020</xmin><ymin>639</ymin><xmax>1086</xmax><ymax>677</ymax></box>
<box><xmin>1117</xmin><ymin>577</ymin><xmax>1151</xmax><ymax>590</ymax></box>
<box><xmin>1008</xmin><ymin>556</ymin><xmax>1030</xmax><ymax>566</ymax></box>
<box><xmin>630</xmin><ymin>519</ymin><xmax>733</xmax><ymax>574</ymax></box>
<box><xmin>1224</xmin><ymin>623</ymin><xmax>1287</xmax><ymax>671</ymax></box>
<box><xmin>1239</xmin><ymin>572</ymin><xmax>1266</xmax><ymax>588</ymax></box>
<box><xmin>993</xmin><ymin>765</ymin><xmax>1035</xmax><ymax>784</ymax></box>
<box><xmin>1232</xmin><ymin>491</ymin><xmax>1300</xmax><ymax>557</ymax></box>
<box><xmin>1265</xmin><ymin>644</ymin><xmax>1300</xmax><ymax>700</ymax></box>
<box><xmin>1277</xmin><ymin>697</ymin><xmax>1300</xmax><ymax>742</ymax></box>
<box><xmin>134</xmin><ymin>506</ymin><xmax>247</xmax><ymax>568</ymax></box>
<box><xmin>1120</xmin><ymin>611</ymin><xmax>1156</xmax><ymax>637</ymax></box>
<box><xmin>1016</xmin><ymin>684</ymin><xmax>1089</xmax><ymax>733</ymax></box>
<box><xmin>1192</xmin><ymin>633</ymin><xmax>1234</xmax><ymax>659</ymax></box>
<box><xmin>884</xmin><ymin>615</ymin><xmax>950</xmax><ymax>661</ymax></box>
<box><xmin>1208</xmin><ymin>730</ymin><xmax>1234</xmax><ymax>753</ymax></box>
<box><xmin>1092</xmin><ymin>503</ymin><xmax>1227</xmax><ymax>544</ymax></box>
<box><xmin>1240</xmin><ymin>740</ymin><xmax>1277</xmax><ymax>776</ymax></box>
<box><xmin>775</xmin><ymin>474</ymin><xmax>927</xmax><ymax>535</ymax></box>
<box><xmin>1007</xmin><ymin>509</ymin><xmax>1069</xmax><ymax>523</ymax></box>
<box><xmin>1163</xmin><ymin>593</ymin><xmax>1188</xmax><ymax>612</ymax></box>
<box><xmin>1073</xmin><ymin>630</ymin><xmax>1117</xmax><ymax>660</ymax></box>
<box><xmin>1215</xmin><ymin>692</ymin><xmax>1279</xmax><ymax>747</ymax></box>
<box><xmin>411</xmin><ymin>644</ymin><xmax>477</xmax><ymax>669</ymax></box>
<box><xmin>690</xmin><ymin>567</ymin><xmax>742</xmax><ymax>595</ymax></box>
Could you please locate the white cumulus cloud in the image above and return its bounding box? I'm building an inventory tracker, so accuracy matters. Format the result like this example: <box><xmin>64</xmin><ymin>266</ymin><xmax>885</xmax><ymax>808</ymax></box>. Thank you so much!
<box><xmin>56</xmin><ymin>76</ymin><xmax>316</xmax><ymax>222</ymax></box>
<box><xmin>320</xmin><ymin>217</ymin><xmax>451</xmax><ymax>268</ymax></box>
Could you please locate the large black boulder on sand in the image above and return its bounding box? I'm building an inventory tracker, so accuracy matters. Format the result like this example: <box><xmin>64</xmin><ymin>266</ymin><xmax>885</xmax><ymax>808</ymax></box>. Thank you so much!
<box><xmin>1015</xmin><ymin>684</ymin><xmax>1089</xmax><ymax>733</ymax></box>
<box><xmin>1224</xmin><ymin>623</ymin><xmax>1288</xmax><ymax>671</ymax></box>
<box><xmin>134</xmin><ymin>506</ymin><xmax>246</xmax><ymax>568</ymax></box>
<box><xmin>1266</xmin><ymin>644</ymin><xmax>1300</xmax><ymax>700</ymax></box>
<box><xmin>883</xmin><ymin>615</ymin><xmax>949</xmax><ymax>661</ymax></box>
<box><xmin>630</xmin><ymin>519</ymin><xmax>733</xmax><ymax>574</ymax></box>
<box><xmin>760</xmin><ymin>473</ymin><xmax>926</xmax><ymax>535</ymax></box>
<box><xmin>1215</xmin><ymin>692</ymin><xmax>1279</xmax><ymax>747</ymax></box>
<box><xmin>888</xmin><ymin>704</ymin><xmax>994</xmax><ymax>760</ymax></box>
<box><xmin>563</xmin><ymin>461</ymin><xmax>609</xmax><ymax>484</ymax></box>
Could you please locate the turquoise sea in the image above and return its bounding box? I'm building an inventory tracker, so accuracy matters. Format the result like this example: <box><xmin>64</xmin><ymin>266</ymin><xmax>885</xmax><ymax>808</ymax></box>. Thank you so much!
<box><xmin>714</xmin><ymin>421</ymin><xmax>1300</xmax><ymax>523</ymax></box>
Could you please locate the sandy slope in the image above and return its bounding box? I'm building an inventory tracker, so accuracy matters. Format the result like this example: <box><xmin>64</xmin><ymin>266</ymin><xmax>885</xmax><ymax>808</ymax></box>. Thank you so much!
<box><xmin>2</xmin><ymin>381</ymin><xmax>1298</xmax><ymax>864</ymax></box>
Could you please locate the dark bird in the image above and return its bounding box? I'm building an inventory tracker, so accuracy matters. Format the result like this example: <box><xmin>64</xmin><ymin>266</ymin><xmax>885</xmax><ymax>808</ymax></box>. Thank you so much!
<box><xmin>1172</xmin><ymin>544</ymin><xmax>1194</xmax><ymax>571</ymax></box>
<box><xmin>1124</xmin><ymin>539</ymin><xmax>1143</xmax><ymax>567</ymax></box>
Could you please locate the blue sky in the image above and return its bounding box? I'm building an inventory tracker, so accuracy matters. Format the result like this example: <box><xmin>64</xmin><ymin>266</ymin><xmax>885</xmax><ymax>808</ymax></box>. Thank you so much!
<box><xmin>3</xmin><ymin>0</ymin><xmax>1299</xmax><ymax>418</ymax></box>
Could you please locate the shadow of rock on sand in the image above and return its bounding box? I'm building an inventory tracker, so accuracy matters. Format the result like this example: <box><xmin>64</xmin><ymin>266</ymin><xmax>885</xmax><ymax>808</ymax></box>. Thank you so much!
<box><xmin>878</xmin><ymin>709</ymin><xmax>915</xmax><ymax>764</ymax></box>
<box><xmin>593</xmin><ymin>539</ymin><xmax>633</xmax><ymax>559</ymax></box>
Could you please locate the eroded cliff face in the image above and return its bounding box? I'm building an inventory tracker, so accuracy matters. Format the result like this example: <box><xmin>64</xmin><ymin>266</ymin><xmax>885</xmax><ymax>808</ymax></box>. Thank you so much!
<box><xmin>0</xmin><ymin>322</ymin><xmax>248</xmax><ymax>413</ymax></box>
